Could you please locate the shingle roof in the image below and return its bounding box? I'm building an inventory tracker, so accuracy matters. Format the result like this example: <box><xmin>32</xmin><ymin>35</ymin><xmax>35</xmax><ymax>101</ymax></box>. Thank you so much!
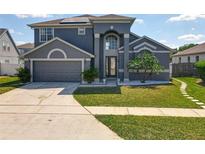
<box><xmin>17</xmin><ymin>43</ymin><xmax>34</xmax><ymax>49</ymax></box>
<box><xmin>173</xmin><ymin>42</ymin><xmax>205</xmax><ymax>57</ymax></box>
<box><xmin>0</xmin><ymin>28</ymin><xmax>7</xmax><ymax>37</ymax></box>
<box><xmin>28</xmin><ymin>14</ymin><xmax>135</xmax><ymax>27</ymax></box>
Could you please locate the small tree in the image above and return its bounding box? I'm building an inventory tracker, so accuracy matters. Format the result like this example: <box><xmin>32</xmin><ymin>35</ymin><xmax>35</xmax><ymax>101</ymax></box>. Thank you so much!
<box><xmin>16</xmin><ymin>67</ymin><xmax>31</xmax><ymax>83</ymax></box>
<box><xmin>127</xmin><ymin>50</ymin><xmax>164</xmax><ymax>83</ymax></box>
<box><xmin>195</xmin><ymin>60</ymin><xmax>205</xmax><ymax>83</ymax></box>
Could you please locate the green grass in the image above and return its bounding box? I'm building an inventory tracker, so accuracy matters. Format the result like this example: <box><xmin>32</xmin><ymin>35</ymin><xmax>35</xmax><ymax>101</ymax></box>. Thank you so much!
<box><xmin>96</xmin><ymin>115</ymin><xmax>205</xmax><ymax>140</ymax></box>
<box><xmin>0</xmin><ymin>76</ymin><xmax>22</xmax><ymax>94</ymax></box>
<box><xmin>74</xmin><ymin>80</ymin><xmax>199</xmax><ymax>108</ymax></box>
<box><xmin>177</xmin><ymin>77</ymin><xmax>205</xmax><ymax>103</ymax></box>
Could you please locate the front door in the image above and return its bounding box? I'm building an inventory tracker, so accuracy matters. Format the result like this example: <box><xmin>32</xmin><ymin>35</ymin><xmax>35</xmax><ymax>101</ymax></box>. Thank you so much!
<box><xmin>106</xmin><ymin>56</ymin><xmax>117</xmax><ymax>77</ymax></box>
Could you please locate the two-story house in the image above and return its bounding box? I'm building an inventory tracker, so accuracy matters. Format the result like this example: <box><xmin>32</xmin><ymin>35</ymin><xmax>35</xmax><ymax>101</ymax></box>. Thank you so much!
<box><xmin>22</xmin><ymin>14</ymin><xmax>172</xmax><ymax>83</ymax></box>
<box><xmin>0</xmin><ymin>28</ymin><xmax>20</xmax><ymax>76</ymax></box>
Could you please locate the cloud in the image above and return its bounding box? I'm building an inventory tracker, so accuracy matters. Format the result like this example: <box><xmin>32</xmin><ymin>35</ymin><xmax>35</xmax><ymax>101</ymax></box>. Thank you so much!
<box><xmin>159</xmin><ymin>40</ymin><xmax>168</xmax><ymax>44</ymax></box>
<box><xmin>9</xmin><ymin>29</ymin><xmax>15</xmax><ymax>34</ymax></box>
<box><xmin>167</xmin><ymin>14</ymin><xmax>205</xmax><ymax>22</ymax></box>
<box><xmin>177</xmin><ymin>34</ymin><xmax>204</xmax><ymax>41</ymax></box>
<box><xmin>191</xmin><ymin>27</ymin><xmax>195</xmax><ymax>31</ymax></box>
<box><xmin>16</xmin><ymin>41</ymin><xmax>26</xmax><ymax>45</ymax></box>
<box><xmin>9</xmin><ymin>29</ymin><xmax>24</xmax><ymax>35</ymax></box>
<box><xmin>197</xmin><ymin>40</ymin><xmax>205</xmax><ymax>44</ymax></box>
<box><xmin>134</xmin><ymin>19</ymin><xmax>144</xmax><ymax>24</ymax></box>
<box><xmin>159</xmin><ymin>39</ymin><xmax>178</xmax><ymax>49</ymax></box>
<box><xmin>15</xmin><ymin>14</ymin><xmax>52</xmax><ymax>19</ymax></box>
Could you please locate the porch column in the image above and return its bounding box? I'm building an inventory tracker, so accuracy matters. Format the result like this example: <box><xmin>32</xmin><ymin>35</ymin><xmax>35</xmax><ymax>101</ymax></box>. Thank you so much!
<box><xmin>94</xmin><ymin>33</ymin><xmax>100</xmax><ymax>81</ymax></box>
<box><xmin>124</xmin><ymin>33</ymin><xmax>129</xmax><ymax>81</ymax></box>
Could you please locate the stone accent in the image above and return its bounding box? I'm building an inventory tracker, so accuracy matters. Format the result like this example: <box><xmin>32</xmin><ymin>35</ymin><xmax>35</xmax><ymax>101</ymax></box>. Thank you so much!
<box><xmin>174</xmin><ymin>78</ymin><xmax>205</xmax><ymax>109</ymax></box>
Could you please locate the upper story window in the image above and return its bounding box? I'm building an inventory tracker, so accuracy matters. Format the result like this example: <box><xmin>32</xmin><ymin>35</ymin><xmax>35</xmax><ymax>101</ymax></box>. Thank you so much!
<box><xmin>7</xmin><ymin>43</ymin><xmax>10</xmax><ymax>51</ymax></box>
<box><xmin>2</xmin><ymin>41</ymin><xmax>6</xmax><ymax>51</ymax></box>
<box><xmin>196</xmin><ymin>56</ymin><xmax>199</xmax><ymax>62</ymax></box>
<box><xmin>105</xmin><ymin>35</ymin><xmax>118</xmax><ymax>50</ymax></box>
<box><xmin>179</xmin><ymin>57</ymin><xmax>181</xmax><ymax>63</ymax></box>
<box><xmin>187</xmin><ymin>56</ymin><xmax>190</xmax><ymax>63</ymax></box>
<box><xmin>39</xmin><ymin>28</ymin><xmax>54</xmax><ymax>42</ymax></box>
<box><xmin>78</xmin><ymin>28</ymin><xmax>86</xmax><ymax>35</ymax></box>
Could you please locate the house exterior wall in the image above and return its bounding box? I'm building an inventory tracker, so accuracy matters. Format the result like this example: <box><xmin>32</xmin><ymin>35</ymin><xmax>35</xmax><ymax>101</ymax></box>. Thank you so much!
<box><xmin>25</xmin><ymin>39</ymin><xmax>91</xmax><ymax>59</ymax></box>
<box><xmin>0</xmin><ymin>32</ymin><xmax>20</xmax><ymax>75</ymax></box>
<box><xmin>172</xmin><ymin>54</ymin><xmax>205</xmax><ymax>64</ymax></box>
<box><xmin>34</xmin><ymin>28</ymin><xmax>94</xmax><ymax>54</ymax></box>
<box><xmin>172</xmin><ymin>53</ymin><xmax>205</xmax><ymax>77</ymax></box>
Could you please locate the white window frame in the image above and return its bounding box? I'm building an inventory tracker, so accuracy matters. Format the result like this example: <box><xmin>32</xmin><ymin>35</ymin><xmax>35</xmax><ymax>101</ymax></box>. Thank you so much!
<box><xmin>2</xmin><ymin>41</ymin><xmax>6</xmax><ymax>51</ymax></box>
<box><xmin>39</xmin><ymin>28</ymin><xmax>54</xmax><ymax>42</ymax></box>
<box><xmin>78</xmin><ymin>27</ymin><xmax>86</xmax><ymax>35</ymax></box>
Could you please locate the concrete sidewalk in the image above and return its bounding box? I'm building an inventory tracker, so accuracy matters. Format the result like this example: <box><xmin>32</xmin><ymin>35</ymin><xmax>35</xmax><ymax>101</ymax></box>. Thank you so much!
<box><xmin>85</xmin><ymin>106</ymin><xmax>205</xmax><ymax>117</ymax></box>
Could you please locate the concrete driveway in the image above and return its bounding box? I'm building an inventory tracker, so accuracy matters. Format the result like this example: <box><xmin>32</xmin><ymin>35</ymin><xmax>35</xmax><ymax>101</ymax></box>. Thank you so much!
<box><xmin>0</xmin><ymin>82</ymin><xmax>120</xmax><ymax>139</ymax></box>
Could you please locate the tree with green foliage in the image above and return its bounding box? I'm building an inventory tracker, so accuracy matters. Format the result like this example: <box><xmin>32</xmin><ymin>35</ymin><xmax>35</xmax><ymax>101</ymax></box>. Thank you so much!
<box><xmin>178</xmin><ymin>43</ymin><xmax>197</xmax><ymax>52</ymax></box>
<box><xmin>127</xmin><ymin>50</ymin><xmax>164</xmax><ymax>83</ymax></box>
<box><xmin>195</xmin><ymin>60</ymin><xmax>205</xmax><ymax>83</ymax></box>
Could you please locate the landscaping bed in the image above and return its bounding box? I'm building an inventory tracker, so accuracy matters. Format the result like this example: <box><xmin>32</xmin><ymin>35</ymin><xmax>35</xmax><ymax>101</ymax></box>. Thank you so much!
<box><xmin>0</xmin><ymin>76</ymin><xmax>22</xmax><ymax>94</ymax></box>
<box><xmin>74</xmin><ymin>80</ymin><xmax>200</xmax><ymax>108</ymax></box>
<box><xmin>96</xmin><ymin>115</ymin><xmax>205</xmax><ymax>140</ymax></box>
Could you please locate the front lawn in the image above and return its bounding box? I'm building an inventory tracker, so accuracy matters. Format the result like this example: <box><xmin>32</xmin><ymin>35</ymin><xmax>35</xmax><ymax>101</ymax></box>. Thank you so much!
<box><xmin>74</xmin><ymin>80</ymin><xmax>199</xmax><ymax>108</ymax></box>
<box><xmin>96</xmin><ymin>115</ymin><xmax>205</xmax><ymax>140</ymax></box>
<box><xmin>177</xmin><ymin>77</ymin><xmax>205</xmax><ymax>102</ymax></box>
<box><xmin>0</xmin><ymin>76</ymin><xmax>22</xmax><ymax>94</ymax></box>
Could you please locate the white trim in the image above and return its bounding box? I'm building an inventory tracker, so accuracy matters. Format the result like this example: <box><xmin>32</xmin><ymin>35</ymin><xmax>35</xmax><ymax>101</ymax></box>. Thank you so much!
<box><xmin>78</xmin><ymin>27</ymin><xmax>86</xmax><ymax>35</ymax></box>
<box><xmin>124</xmin><ymin>33</ymin><xmax>130</xmax><ymax>39</ymax></box>
<box><xmin>47</xmin><ymin>48</ymin><xmax>67</xmax><ymax>59</ymax></box>
<box><xmin>129</xmin><ymin>69</ymin><xmax>170</xmax><ymax>73</ymax></box>
<box><xmin>133</xmin><ymin>42</ymin><xmax>157</xmax><ymax>50</ymax></box>
<box><xmin>39</xmin><ymin>27</ymin><xmax>54</xmax><ymax>43</ymax></box>
<box><xmin>118</xmin><ymin>50</ymin><xmax>124</xmax><ymax>53</ymax></box>
<box><xmin>29</xmin><ymin>58</ymin><xmax>88</xmax><ymax>82</ymax></box>
<box><xmin>135</xmin><ymin>47</ymin><xmax>154</xmax><ymax>53</ymax></box>
<box><xmin>118</xmin><ymin>36</ymin><xmax>173</xmax><ymax>51</ymax></box>
<box><xmin>94</xmin><ymin>33</ymin><xmax>100</xmax><ymax>38</ymax></box>
<box><xmin>130</xmin><ymin>50</ymin><xmax>170</xmax><ymax>53</ymax></box>
<box><xmin>22</xmin><ymin>37</ymin><xmax>94</xmax><ymax>58</ymax></box>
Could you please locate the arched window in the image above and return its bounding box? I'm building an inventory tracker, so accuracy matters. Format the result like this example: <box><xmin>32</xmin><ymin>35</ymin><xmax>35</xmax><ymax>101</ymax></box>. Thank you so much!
<box><xmin>105</xmin><ymin>35</ymin><xmax>118</xmax><ymax>50</ymax></box>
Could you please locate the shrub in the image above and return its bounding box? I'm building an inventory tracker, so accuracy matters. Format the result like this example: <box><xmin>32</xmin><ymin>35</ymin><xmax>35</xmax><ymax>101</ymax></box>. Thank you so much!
<box><xmin>195</xmin><ymin>60</ymin><xmax>205</xmax><ymax>82</ymax></box>
<box><xmin>16</xmin><ymin>67</ymin><xmax>31</xmax><ymax>83</ymax></box>
<box><xmin>82</xmin><ymin>68</ymin><xmax>98</xmax><ymax>83</ymax></box>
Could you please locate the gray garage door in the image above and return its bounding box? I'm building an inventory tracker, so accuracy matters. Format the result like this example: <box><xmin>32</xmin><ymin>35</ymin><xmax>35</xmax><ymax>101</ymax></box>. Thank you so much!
<box><xmin>33</xmin><ymin>61</ymin><xmax>82</xmax><ymax>82</ymax></box>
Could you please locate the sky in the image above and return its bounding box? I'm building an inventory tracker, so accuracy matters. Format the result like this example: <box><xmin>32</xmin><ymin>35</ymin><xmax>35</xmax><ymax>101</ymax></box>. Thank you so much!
<box><xmin>0</xmin><ymin>14</ymin><xmax>205</xmax><ymax>49</ymax></box>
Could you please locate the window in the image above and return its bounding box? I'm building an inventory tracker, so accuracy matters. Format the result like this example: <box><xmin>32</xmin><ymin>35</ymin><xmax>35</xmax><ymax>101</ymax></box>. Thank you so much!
<box><xmin>5</xmin><ymin>59</ymin><xmax>9</xmax><ymax>64</ymax></box>
<box><xmin>78</xmin><ymin>28</ymin><xmax>86</xmax><ymax>35</ymax></box>
<box><xmin>39</xmin><ymin>28</ymin><xmax>54</xmax><ymax>42</ymax></box>
<box><xmin>187</xmin><ymin>56</ymin><xmax>190</xmax><ymax>63</ymax></box>
<box><xmin>196</xmin><ymin>56</ymin><xmax>199</xmax><ymax>62</ymax></box>
<box><xmin>2</xmin><ymin>41</ymin><xmax>6</xmax><ymax>51</ymax></box>
<box><xmin>7</xmin><ymin>43</ymin><xmax>10</xmax><ymax>51</ymax></box>
<box><xmin>179</xmin><ymin>57</ymin><xmax>181</xmax><ymax>63</ymax></box>
<box><xmin>105</xmin><ymin>35</ymin><xmax>118</xmax><ymax>50</ymax></box>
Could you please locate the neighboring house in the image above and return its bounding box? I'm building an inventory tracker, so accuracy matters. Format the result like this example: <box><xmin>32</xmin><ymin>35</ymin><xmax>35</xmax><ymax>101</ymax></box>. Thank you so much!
<box><xmin>172</xmin><ymin>42</ymin><xmax>205</xmax><ymax>76</ymax></box>
<box><xmin>0</xmin><ymin>28</ymin><xmax>20</xmax><ymax>76</ymax></box>
<box><xmin>22</xmin><ymin>14</ymin><xmax>172</xmax><ymax>83</ymax></box>
<box><xmin>17</xmin><ymin>43</ymin><xmax>34</xmax><ymax>54</ymax></box>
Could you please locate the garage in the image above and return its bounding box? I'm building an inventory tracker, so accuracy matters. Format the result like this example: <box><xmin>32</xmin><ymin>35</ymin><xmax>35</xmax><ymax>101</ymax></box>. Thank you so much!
<box><xmin>33</xmin><ymin>61</ymin><xmax>82</xmax><ymax>82</ymax></box>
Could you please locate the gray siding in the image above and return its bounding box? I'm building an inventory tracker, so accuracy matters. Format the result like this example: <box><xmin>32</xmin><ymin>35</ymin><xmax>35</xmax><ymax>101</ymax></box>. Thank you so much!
<box><xmin>25</xmin><ymin>39</ymin><xmax>91</xmax><ymax>59</ymax></box>
<box><xmin>93</xmin><ymin>23</ymin><xmax>131</xmax><ymax>34</ymax></box>
<box><xmin>34</xmin><ymin>28</ymin><xmax>94</xmax><ymax>54</ymax></box>
<box><xmin>129</xmin><ymin>37</ymin><xmax>170</xmax><ymax>51</ymax></box>
<box><xmin>172</xmin><ymin>63</ymin><xmax>198</xmax><ymax>77</ymax></box>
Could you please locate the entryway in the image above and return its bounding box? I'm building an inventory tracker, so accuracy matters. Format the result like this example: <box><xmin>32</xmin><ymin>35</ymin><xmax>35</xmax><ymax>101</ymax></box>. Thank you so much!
<box><xmin>105</xmin><ymin>56</ymin><xmax>117</xmax><ymax>78</ymax></box>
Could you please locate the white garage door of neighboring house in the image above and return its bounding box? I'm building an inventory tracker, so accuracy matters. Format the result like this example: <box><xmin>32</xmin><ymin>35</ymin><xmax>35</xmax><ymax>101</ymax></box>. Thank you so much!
<box><xmin>33</xmin><ymin>61</ymin><xmax>82</xmax><ymax>82</ymax></box>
